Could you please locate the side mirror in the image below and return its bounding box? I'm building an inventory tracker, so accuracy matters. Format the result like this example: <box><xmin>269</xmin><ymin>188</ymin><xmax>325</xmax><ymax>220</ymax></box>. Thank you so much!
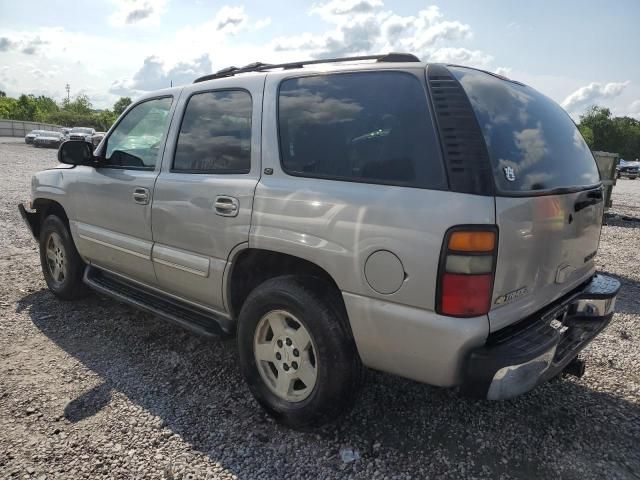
<box><xmin>58</xmin><ymin>140</ymin><xmax>94</xmax><ymax>165</ymax></box>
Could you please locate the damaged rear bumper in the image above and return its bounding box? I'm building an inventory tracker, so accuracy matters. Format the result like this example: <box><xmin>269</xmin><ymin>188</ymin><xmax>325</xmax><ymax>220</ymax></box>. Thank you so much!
<box><xmin>461</xmin><ymin>274</ymin><xmax>620</xmax><ymax>400</ymax></box>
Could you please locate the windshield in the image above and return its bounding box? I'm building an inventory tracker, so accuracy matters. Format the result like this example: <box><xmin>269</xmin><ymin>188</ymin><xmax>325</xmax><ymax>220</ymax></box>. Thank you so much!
<box><xmin>450</xmin><ymin>66</ymin><xmax>600</xmax><ymax>193</ymax></box>
<box><xmin>71</xmin><ymin>127</ymin><xmax>93</xmax><ymax>134</ymax></box>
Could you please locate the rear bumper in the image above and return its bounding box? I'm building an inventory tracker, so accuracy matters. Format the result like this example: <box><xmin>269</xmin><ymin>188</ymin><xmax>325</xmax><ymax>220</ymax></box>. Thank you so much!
<box><xmin>461</xmin><ymin>273</ymin><xmax>620</xmax><ymax>399</ymax></box>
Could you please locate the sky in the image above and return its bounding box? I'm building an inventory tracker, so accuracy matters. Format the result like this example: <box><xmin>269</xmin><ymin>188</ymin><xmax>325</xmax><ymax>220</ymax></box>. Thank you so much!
<box><xmin>1</xmin><ymin>0</ymin><xmax>639</xmax><ymax>119</ymax></box>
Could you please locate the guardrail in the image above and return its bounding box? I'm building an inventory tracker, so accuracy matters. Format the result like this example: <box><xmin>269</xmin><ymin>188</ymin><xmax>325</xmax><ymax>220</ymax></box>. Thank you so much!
<box><xmin>0</xmin><ymin>119</ymin><xmax>64</xmax><ymax>138</ymax></box>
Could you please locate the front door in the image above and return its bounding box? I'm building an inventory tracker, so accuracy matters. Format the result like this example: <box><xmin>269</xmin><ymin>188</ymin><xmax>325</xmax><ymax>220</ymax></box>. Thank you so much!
<box><xmin>69</xmin><ymin>95</ymin><xmax>177</xmax><ymax>285</ymax></box>
<box><xmin>151</xmin><ymin>76</ymin><xmax>264</xmax><ymax>311</ymax></box>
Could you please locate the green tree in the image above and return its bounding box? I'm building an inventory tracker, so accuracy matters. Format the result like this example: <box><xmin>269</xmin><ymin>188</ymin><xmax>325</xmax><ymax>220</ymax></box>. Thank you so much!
<box><xmin>113</xmin><ymin>97</ymin><xmax>132</xmax><ymax>116</ymax></box>
<box><xmin>0</xmin><ymin>90</ymin><xmax>6</xmax><ymax>98</ymax></box>
<box><xmin>578</xmin><ymin>124</ymin><xmax>595</xmax><ymax>149</ymax></box>
<box><xmin>578</xmin><ymin>106</ymin><xmax>622</xmax><ymax>154</ymax></box>
<box><xmin>0</xmin><ymin>96</ymin><xmax>17</xmax><ymax>118</ymax></box>
<box><xmin>94</xmin><ymin>110</ymin><xmax>117</xmax><ymax>131</ymax></box>
<box><xmin>578</xmin><ymin>106</ymin><xmax>640</xmax><ymax>160</ymax></box>
<box><xmin>64</xmin><ymin>94</ymin><xmax>93</xmax><ymax>115</ymax></box>
<box><xmin>612</xmin><ymin>116</ymin><xmax>640</xmax><ymax>160</ymax></box>
<box><xmin>13</xmin><ymin>94</ymin><xmax>39</xmax><ymax>121</ymax></box>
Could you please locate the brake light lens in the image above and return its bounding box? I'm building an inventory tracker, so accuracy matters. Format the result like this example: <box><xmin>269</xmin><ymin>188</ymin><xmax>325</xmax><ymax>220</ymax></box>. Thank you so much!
<box><xmin>437</xmin><ymin>228</ymin><xmax>497</xmax><ymax>317</ymax></box>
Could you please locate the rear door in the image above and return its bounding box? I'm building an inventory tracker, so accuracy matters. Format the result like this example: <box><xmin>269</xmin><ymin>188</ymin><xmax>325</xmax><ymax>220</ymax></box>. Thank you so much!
<box><xmin>150</xmin><ymin>75</ymin><xmax>264</xmax><ymax>311</ymax></box>
<box><xmin>450</xmin><ymin>67</ymin><xmax>603</xmax><ymax>331</ymax></box>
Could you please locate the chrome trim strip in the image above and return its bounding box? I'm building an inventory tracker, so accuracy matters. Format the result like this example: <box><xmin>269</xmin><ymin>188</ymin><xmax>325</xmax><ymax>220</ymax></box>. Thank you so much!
<box><xmin>152</xmin><ymin>257</ymin><xmax>209</xmax><ymax>277</ymax></box>
<box><xmin>78</xmin><ymin>234</ymin><xmax>150</xmax><ymax>260</ymax></box>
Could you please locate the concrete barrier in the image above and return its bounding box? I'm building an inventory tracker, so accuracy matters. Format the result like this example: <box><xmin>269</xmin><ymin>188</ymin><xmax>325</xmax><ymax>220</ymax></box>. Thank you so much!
<box><xmin>0</xmin><ymin>119</ymin><xmax>64</xmax><ymax>138</ymax></box>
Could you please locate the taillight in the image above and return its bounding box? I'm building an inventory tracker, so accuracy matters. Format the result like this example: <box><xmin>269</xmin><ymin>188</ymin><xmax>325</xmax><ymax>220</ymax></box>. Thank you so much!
<box><xmin>437</xmin><ymin>227</ymin><xmax>498</xmax><ymax>317</ymax></box>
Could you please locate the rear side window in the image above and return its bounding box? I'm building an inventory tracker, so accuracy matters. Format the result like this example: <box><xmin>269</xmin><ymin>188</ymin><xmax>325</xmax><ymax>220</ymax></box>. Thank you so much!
<box><xmin>450</xmin><ymin>67</ymin><xmax>600</xmax><ymax>193</ymax></box>
<box><xmin>173</xmin><ymin>90</ymin><xmax>252</xmax><ymax>173</ymax></box>
<box><xmin>278</xmin><ymin>71</ymin><xmax>446</xmax><ymax>189</ymax></box>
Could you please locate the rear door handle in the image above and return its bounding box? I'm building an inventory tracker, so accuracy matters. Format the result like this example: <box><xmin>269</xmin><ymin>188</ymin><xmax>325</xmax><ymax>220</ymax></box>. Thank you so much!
<box><xmin>132</xmin><ymin>187</ymin><xmax>150</xmax><ymax>205</ymax></box>
<box><xmin>214</xmin><ymin>195</ymin><xmax>239</xmax><ymax>217</ymax></box>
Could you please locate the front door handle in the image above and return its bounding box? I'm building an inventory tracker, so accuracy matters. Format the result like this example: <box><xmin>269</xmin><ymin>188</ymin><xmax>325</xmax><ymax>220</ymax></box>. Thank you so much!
<box><xmin>214</xmin><ymin>195</ymin><xmax>239</xmax><ymax>217</ymax></box>
<box><xmin>132</xmin><ymin>187</ymin><xmax>150</xmax><ymax>205</ymax></box>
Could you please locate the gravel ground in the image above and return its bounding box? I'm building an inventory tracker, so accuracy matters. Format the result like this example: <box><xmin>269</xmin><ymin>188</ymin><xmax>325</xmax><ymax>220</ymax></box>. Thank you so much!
<box><xmin>1</xmin><ymin>136</ymin><xmax>639</xmax><ymax>479</ymax></box>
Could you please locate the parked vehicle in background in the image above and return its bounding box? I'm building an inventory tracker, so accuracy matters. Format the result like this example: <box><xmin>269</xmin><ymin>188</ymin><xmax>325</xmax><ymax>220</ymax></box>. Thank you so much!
<box><xmin>61</xmin><ymin>127</ymin><xmax>72</xmax><ymax>136</ymax></box>
<box><xmin>68</xmin><ymin>127</ymin><xmax>95</xmax><ymax>142</ymax></box>
<box><xmin>18</xmin><ymin>54</ymin><xmax>620</xmax><ymax>428</ymax></box>
<box><xmin>24</xmin><ymin>130</ymin><xmax>47</xmax><ymax>144</ymax></box>
<box><xmin>616</xmin><ymin>158</ymin><xmax>639</xmax><ymax>179</ymax></box>
<box><xmin>33</xmin><ymin>131</ymin><xmax>65</xmax><ymax>149</ymax></box>
<box><xmin>91</xmin><ymin>132</ymin><xmax>106</xmax><ymax>149</ymax></box>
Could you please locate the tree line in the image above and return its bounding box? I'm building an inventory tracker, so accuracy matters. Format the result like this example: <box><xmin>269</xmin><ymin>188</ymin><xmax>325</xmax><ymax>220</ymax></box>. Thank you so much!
<box><xmin>0</xmin><ymin>90</ymin><xmax>131</xmax><ymax>132</ymax></box>
<box><xmin>578</xmin><ymin>106</ymin><xmax>640</xmax><ymax>161</ymax></box>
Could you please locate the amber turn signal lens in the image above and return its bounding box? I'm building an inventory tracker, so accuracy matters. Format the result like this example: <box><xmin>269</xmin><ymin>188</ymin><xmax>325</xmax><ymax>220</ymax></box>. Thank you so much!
<box><xmin>448</xmin><ymin>231</ymin><xmax>495</xmax><ymax>252</ymax></box>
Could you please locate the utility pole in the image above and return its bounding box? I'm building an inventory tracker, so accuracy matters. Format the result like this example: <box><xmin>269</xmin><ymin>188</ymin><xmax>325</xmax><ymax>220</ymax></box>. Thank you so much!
<box><xmin>65</xmin><ymin>84</ymin><xmax>70</xmax><ymax>102</ymax></box>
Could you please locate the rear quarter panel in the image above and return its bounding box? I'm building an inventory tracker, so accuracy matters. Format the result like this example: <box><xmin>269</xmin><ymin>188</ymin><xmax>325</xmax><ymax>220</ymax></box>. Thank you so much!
<box><xmin>253</xmin><ymin>68</ymin><xmax>496</xmax><ymax>312</ymax></box>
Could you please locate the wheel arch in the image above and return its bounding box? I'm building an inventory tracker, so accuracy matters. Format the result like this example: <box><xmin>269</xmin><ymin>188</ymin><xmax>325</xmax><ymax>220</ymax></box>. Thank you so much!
<box><xmin>30</xmin><ymin>198</ymin><xmax>70</xmax><ymax>238</ymax></box>
<box><xmin>226</xmin><ymin>248</ymin><xmax>348</xmax><ymax>323</ymax></box>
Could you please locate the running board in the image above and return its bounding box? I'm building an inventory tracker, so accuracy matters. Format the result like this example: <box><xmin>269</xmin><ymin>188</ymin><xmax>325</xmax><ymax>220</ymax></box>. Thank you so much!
<box><xmin>83</xmin><ymin>266</ymin><xmax>233</xmax><ymax>337</ymax></box>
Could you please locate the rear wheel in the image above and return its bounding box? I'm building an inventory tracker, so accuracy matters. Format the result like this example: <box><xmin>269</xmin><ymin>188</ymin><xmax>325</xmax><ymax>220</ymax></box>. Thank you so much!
<box><xmin>237</xmin><ymin>275</ymin><xmax>362</xmax><ymax>428</ymax></box>
<box><xmin>39</xmin><ymin>215</ymin><xmax>89</xmax><ymax>300</ymax></box>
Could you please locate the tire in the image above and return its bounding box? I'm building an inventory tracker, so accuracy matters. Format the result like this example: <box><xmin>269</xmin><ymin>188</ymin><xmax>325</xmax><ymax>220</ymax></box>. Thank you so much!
<box><xmin>237</xmin><ymin>275</ymin><xmax>363</xmax><ymax>429</ymax></box>
<box><xmin>39</xmin><ymin>215</ymin><xmax>89</xmax><ymax>300</ymax></box>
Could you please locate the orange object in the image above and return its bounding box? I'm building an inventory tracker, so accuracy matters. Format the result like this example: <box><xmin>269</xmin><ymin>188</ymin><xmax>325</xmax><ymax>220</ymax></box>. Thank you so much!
<box><xmin>448</xmin><ymin>231</ymin><xmax>496</xmax><ymax>252</ymax></box>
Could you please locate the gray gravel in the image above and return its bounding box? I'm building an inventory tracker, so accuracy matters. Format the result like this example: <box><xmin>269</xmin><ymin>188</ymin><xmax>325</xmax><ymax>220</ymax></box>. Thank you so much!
<box><xmin>1</xmin><ymin>136</ymin><xmax>639</xmax><ymax>479</ymax></box>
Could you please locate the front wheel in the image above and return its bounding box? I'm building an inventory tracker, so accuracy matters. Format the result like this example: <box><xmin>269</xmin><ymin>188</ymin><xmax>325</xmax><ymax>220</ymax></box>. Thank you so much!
<box><xmin>237</xmin><ymin>275</ymin><xmax>363</xmax><ymax>428</ymax></box>
<box><xmin>39</xmin><ymin>215</ymin><xmax>89</xmax><ymax>300</ymax></box>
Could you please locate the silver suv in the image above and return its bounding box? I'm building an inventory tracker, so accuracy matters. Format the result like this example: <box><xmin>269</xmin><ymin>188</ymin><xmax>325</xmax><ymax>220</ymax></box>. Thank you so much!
<box><xmin>19</xmin><ymin>53</ymin><xmax>620</xmax><ymax>428</ymax></box>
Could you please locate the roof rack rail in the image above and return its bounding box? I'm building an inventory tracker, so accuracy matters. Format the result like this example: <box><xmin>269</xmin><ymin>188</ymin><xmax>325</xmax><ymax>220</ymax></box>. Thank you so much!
<box><xmin>193</xmin><ymin>52</ymin><xmax>420</xmax><ymax>83</ymax></box>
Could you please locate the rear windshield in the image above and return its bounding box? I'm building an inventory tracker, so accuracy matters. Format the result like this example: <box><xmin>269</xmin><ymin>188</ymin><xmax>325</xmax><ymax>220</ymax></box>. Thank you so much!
<box><xmin>450</xmin><ymin>67</ymin><xmax>600</xmax><ymax>193</ymax></box>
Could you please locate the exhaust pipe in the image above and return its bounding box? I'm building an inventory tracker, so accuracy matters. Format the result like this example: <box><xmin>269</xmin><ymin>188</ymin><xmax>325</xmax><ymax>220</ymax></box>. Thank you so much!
<box><xmin>563</xmin><ymin>358</ymin><xmax>586</xmax><ymax>378</ymax></box>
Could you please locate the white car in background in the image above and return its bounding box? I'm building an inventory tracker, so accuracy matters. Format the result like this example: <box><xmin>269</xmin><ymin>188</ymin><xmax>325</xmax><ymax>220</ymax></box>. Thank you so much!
<box><xmin>24</xmin><ymin>130</ymin><xmax>47</xmax><ymax>144</ymax></box>
<box><xmin>33</xmin><ymin>131</ymin><xmax>66</xmax><ymax>149</ymax></box>
<box><xmin>68</xmin><ymin>127</ymin><xmax>95</xmax><ymax>142</ymax></box>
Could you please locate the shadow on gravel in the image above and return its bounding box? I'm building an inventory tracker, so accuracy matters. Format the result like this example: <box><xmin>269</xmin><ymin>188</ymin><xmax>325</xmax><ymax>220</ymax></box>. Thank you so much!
<box><xmin>603</xmin><ymin>214</ymin><xmax>640</xmax><ymax>229</ymax></box>
<box><xmin>16</xmin><ymin>288</ymin><xmax>640</xmax><ymax>478</ymax></box>
<box><xmin>64</xmin><ymin>382</ymin><xmax>112</xmax><ymax>423</ymax></box>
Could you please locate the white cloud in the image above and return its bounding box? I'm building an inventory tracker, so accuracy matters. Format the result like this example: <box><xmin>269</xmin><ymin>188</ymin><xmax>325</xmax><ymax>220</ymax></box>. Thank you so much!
<box><xmin>0</xmin><ymin>37</ymin><xmax>15</xmax><ymax>51</ymax></box>
<box><xmin>254</xmin><ymin>17</ymin><xmax>272</xmax><ymax>30</ymax></box>
<box><xmin>110</xmin><ymin>54</ymin><xmax>212</xmax><ymax>95</ymax></box>
<box><xmin>428</xmin><ymin>47</ymin><xmax>493</xmax><ymax>68</ymax></box>
<box><xmin>310</xmin><ymin>0</ymin><xmax>384</xmax><ymax>19</ymax></box>
<box><xmin>270</xmin><ymin>3</ymin><xmax>476</xmax><ymax>61</ymax></box>
<box><xmin>0</xmin><ymin>34</ymin><xmax>48</xmax><ymax>55</ymax></box>
<box><xmin>561</xmin><ymin>81</ymin><xmax>631</xmax><ymax>114</ymax></box>
<box><xmin>214</xmin><ymin>5</ymin><xmax>249</xmax><ymax>33</ymax></box>
<box><xmin>109</xmin><ymin>0</ymin><xmax>167</xmax><ymax>27</ymax></box>
<box><xmin>495</xmin><ymin>66</ymin><xmax>512</xmax><ymax>77</ymax></box>
<box><xmin>0</xmin><ymin>1</ymin><xmax>498</xmax><ymax>108</ymax></box>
